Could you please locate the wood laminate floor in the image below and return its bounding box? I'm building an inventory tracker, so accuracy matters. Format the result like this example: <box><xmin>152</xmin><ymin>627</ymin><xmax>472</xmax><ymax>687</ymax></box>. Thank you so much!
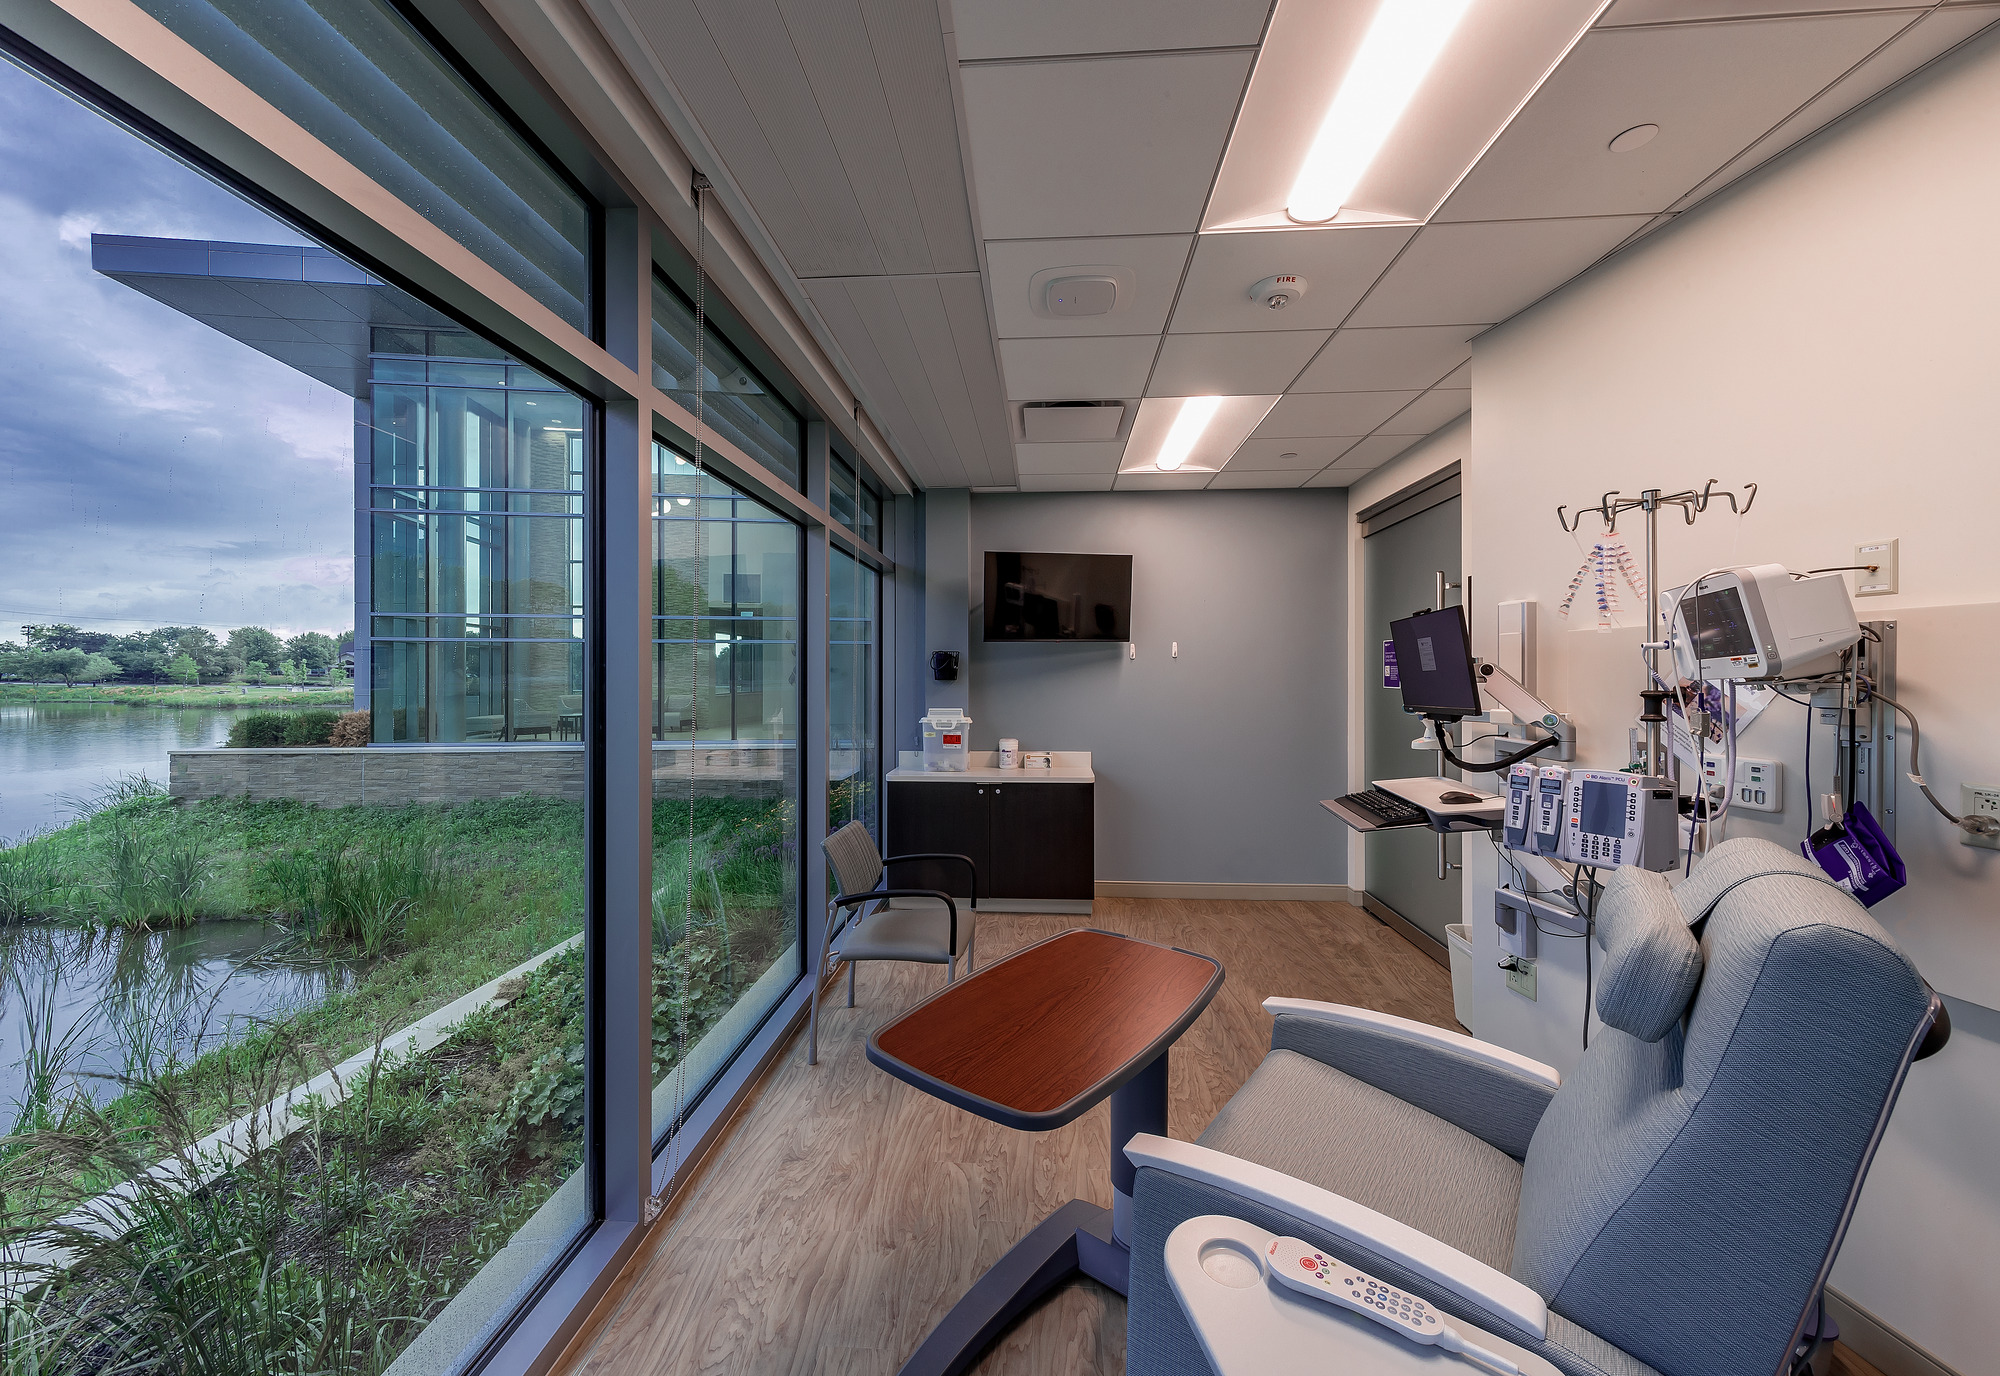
<box><xmin>553</xmin><ymin>899</ymin><xmax>1894</xmax><ymax>1376</ymax></box>
<box><xmin>557</xmin><ymin>898</ymin><xmax>1452</xmax><ymax>1375</ymax></box>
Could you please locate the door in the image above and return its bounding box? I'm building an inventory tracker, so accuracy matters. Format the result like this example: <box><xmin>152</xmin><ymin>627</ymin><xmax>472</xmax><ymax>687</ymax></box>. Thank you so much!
<box><xmin>990</xmin><ymin>783</ymin><xmax>1094</xmax><ymax>899</ymax></box>
<box><xmin>885</xmin><ymin>781</ymin><xmax>987</xmax><ymax>900</ymax></box>
<box><xmin>1362</xmin><ymin>495</ymin><xmax>1463</xmax><ymax>955</ymax></box>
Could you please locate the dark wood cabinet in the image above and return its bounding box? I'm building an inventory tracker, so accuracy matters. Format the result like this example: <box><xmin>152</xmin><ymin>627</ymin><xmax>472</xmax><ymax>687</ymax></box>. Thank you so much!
<box><xmin>886</xmin><ymin>780</ymin><xmax>1094</xmax><ymax>902</ymax></box>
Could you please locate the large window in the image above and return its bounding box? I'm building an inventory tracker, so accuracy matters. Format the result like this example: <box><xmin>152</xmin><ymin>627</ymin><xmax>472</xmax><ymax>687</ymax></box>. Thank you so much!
<box><xmin>370</xmin><ymin>334</ymin><xmax>584</xmax><ymax>743</ymax></box>
<box><xmin>651</xmin><ymin>275</ymin><xmax>803</xmax><ymax>490</ymax></box>
<box><xmin>649</xmin><ymin>445</ymin><xmax>801</xmax><ymax>1140</ymax></box>
<box><xmin>130</xmin><ymin>0</ymin><xmax>592</xmax><ymax>331</ymax></box>
<box><xmin>829</xmin><ymin>548</ymin><xmax>881</xmax><ymax>842</ymax></box>
<box><xmin>0</xmin><ymin>55</ymin><xmax>586</xmax><ymax>1371</ymax></box>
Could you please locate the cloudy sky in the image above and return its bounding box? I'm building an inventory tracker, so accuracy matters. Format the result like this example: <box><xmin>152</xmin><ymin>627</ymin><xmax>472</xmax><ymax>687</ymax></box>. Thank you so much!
<box><xmin>0</xmin><ymin>57</ymin><xmax>354</xmax><ymax>643</ymax></box>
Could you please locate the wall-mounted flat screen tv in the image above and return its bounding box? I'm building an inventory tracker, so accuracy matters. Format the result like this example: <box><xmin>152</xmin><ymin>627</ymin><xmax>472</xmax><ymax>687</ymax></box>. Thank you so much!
<box><xmin>983</xmin><ymin>551</ymin><xmax>1132</xmax><ymax>642</ymax></box>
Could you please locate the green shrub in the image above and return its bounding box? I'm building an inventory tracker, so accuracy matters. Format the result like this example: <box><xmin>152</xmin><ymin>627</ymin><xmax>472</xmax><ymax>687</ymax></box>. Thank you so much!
<box><xmin>284</xmin><ymin>708</ymin><xmax>342</xmax><ymax>746</ymax></box>
<box><xmin>225</xmin><ymin>711</ymin><xmax>292</xmax><ymax>748</ymax></box>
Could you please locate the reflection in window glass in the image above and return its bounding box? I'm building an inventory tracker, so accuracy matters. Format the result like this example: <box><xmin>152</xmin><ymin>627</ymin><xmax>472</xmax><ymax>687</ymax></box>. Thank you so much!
<box><xmin>649</xmin><ymin>445</ymin><xmax>801</xmax><ymax>1142</ymax></box>
<box><xmin>0</xmin><ymin>60</ymin><xmax>584</xmax><ymax>1368</ymax></box>
<box><xmin>651</xmin><ymin>276</ymin><xmax>802</xmax><ymax>489</ymax></box>
<box><xmin>130</xmin><ymin>0</ymin><xmax>592</xmax><ymax>330</ymax></box>
<box><xmin>829</xmin><ymin>549</ymin><xmax>880</xmax><ymax>842</ymax></box>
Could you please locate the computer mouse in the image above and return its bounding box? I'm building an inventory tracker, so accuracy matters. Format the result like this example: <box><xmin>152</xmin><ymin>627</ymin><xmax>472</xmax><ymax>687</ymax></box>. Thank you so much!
<box><xmin>1439</xmin><ymin>790</ymin><xmax>1484</xmax><ymax>804</ymax></box>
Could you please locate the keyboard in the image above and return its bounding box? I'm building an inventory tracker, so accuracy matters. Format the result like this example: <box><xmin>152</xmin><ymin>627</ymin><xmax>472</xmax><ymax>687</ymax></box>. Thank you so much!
<box><xmin>1338</xmin><ymin>789</ymin><xmax>1429</xmax><ymax>827</ymax></box>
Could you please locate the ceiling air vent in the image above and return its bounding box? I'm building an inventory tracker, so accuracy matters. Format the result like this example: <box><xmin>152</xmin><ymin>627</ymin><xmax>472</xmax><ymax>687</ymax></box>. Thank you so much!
<box><xmin>1021</xmin><ymin>400</ymin><xmax>1125</xmax><ymax>443</ymax></box>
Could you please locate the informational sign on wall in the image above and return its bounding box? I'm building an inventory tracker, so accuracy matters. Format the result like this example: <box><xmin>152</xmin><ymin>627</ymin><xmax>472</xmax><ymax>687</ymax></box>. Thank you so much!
<box><xmin>1382</xmin><ymin>640</ymin><xmax>1400</xmax><ymax>688</ymax></box>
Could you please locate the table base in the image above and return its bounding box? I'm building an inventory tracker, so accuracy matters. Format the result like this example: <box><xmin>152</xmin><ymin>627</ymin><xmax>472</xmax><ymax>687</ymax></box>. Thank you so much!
<box><xmin>894</xmin><ymin>1198</ymin><xmax>1127</xmax><ymax>1376</ymax></box>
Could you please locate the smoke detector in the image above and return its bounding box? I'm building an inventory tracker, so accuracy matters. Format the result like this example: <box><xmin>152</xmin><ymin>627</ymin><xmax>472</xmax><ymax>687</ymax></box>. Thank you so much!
<box><xmin>1249</xmin><ymin>275</ymin><xmax>1308</xmax><ymax>310</ymax></box>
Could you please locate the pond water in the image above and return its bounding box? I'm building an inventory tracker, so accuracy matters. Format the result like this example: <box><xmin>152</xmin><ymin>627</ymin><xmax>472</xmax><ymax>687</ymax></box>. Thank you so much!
<box><xmin>0</xmin><ymin>919</ymin><xmax>359</xmax><ymax>1118</ymax></box>
<box><xmin>0</xmin><ymin>702</ymin><xmax>326</xmax><ymax>844</ymax></box>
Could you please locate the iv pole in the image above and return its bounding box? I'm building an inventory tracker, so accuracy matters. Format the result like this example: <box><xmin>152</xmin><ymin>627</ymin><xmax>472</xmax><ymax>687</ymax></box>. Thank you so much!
<box><xmin>1556</xmin><ymin>481</ymin><xmax>1759</xmax><ymax>780</ymax></box>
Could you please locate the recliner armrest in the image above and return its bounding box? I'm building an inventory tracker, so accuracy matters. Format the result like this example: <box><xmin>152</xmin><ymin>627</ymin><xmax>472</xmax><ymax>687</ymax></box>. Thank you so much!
<box><xmin>1264</xmin><ymin>999</ymin><xmax>1560</xmax><ymax>1087</ymax></box>
<box><xmin>1262</xmin><ymin>998</ymin><xmax>1559</xmax><ymax>1159</ymax></box>
<box><xmin>1124</xmin><ymin>1134</ymin><xmax>1548</xmax><ymax>1341</ymax></box>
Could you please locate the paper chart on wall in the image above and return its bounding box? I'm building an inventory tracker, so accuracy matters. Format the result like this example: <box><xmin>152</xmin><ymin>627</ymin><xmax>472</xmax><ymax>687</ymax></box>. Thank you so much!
<box><xmin>1666</xmin><ymin>679</ymin><xmax>1775</xmax><ymax>773</ymax></box>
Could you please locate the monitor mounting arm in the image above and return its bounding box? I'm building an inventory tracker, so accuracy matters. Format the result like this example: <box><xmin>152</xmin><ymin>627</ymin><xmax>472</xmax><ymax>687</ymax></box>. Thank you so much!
<box><xmin>1470</xmin><ymin>661</ymin><xmax>1576</xmax><ymax>763</ymax></box>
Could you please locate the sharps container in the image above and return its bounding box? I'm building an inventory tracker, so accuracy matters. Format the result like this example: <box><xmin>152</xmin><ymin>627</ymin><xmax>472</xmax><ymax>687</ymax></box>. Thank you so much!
<box><xmin>920</xmin><ymin>709</ymin><xmax>972</xmax><ymax>772</ymax></box>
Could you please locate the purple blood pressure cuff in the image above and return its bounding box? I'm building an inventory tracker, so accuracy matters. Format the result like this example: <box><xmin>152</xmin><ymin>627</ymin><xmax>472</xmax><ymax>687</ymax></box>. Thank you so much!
<box><xmin>1803</xmin><ymin>802</ymin><xmax>1906</xmax><ymax>908</ymax></box>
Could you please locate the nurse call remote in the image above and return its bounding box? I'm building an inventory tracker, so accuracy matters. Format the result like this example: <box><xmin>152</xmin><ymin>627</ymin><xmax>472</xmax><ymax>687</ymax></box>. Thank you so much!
<box><xmin>1265</xmin><ymin>1236</ymin><xmax>1520</xmax><ymax>1373</ymax></box>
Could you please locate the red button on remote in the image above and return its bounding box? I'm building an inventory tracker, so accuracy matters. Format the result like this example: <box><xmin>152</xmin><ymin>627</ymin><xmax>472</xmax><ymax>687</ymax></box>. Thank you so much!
<box><xmin>1298</xmin><ymin>1257</ymin><xmax>1317</xmax><ymax>1271</ymax></box>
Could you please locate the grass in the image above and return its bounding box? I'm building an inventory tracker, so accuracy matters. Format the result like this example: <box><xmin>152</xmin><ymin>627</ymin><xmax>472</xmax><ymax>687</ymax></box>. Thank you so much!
<box><xmin>0</xmin><ymin>781</ymin><xmax>797</xmax><ymax>1375</ymax></box>
<box><xmin>0</xmin><ymin>684</ymin><xmax>352</xmax><ymax>709</ymax></box>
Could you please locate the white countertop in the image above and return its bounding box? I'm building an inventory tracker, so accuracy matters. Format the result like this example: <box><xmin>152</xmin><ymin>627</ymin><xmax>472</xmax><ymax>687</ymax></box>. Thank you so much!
<box><xmin>889</xmin><ymin>749</ymin><xmax>1094</xmax><ymax>784</ymax></box>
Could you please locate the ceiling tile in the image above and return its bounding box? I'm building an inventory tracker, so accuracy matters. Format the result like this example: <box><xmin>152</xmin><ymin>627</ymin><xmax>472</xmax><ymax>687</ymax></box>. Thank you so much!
<box><xmin>1331</xmin><ymin>434</ymin><xmax>1423</xmax><ymax>468</ymax></box>
<box><xmin>1120</xmin><ymin>394</ymin><xmax>1279</xmax><ymax>471</ymax></box>
<box><xmin>1435</xmin><ymin>361</ymin><xmax>1471</xmax><ymax>389</ymax></box>
<box><xmin>1147</xmin><ymin>331</ymin><xmax>1327</xmax><ymax>396</ymax></box>
<box><xmin>998</xmin><ymin>335</ymin><xmax>1158</xmax><ymax>399</ymax></box>
<box><xmin>1291</xmin><ymin>327</ymin><xmax>1478</xmax><ymax>393</ymax></box>
<box><xmin>1379</xmin><ymin>390</ymin><xmax>1471</xmax><ymax>435</ymax></box>
<box><xmin>1346</xmin><ymin>217</ymin><xmax>1652</xmax><ymax>328</ymax></box>
<box><xmin>1669</xmin><ymin>6</ymin><xmax>2000</xmax><ymax>213</ymax></box>
<box><xmin>1303</xmin><ymin>468</ymin><xmax>1371</xmax><ymax>487</ymax></box>
<box><xmin>1167</xmin><ymin>226</ymin><xmax>1415</xmax><ymax>334</ymax></box>
<box><xmin>985</xmin><ymin>235</ymin><xmax>1193</xmax><ymax>338</ymax></box>
<box><xmin>1254</xmin><ymin>391</ymin><xmax>1418</xmax><ymax>438</ymax></box>
<box><xmin>951</xmin><ymin>0</ymin><xmax>1272</xmax><ymax>60</ymax></box>
<box><xmin>959</xmin><ymin>52</ymin><xmax>1253</xmax><ymax>238</ymax></box>
<box><xmin>1225</xmin><ymin>436</ymin><xmax>1363</xmax><ymax>470</ymax></box>
<box><xmin>1438</xmin><ymin>15</ymin><xmax>1916</xmax><ymax>223</ymax></box>
<box><xmin>1207</xmin><ymin>470</ymin><xmax>1311</xmax><ymax>489</ymax></box>
<box><xmin>1019</xmin><ymin>472</ymin><xmax>1117</xmax><ymax>491</ymax></box>
<box><xmin>1601</xmin><ymin>0</ymin><xmax>1925</xmax><ymax>24</ymax></box>
<box><xmin>1112</xmin><ymin>471</ymin><xmax>1214</xmax><ymax>490</ymax></box>
<box><xmin>1014</xmin><ymin>441</ymin><xmax>1127</xmax><ymax>474</ymax></box>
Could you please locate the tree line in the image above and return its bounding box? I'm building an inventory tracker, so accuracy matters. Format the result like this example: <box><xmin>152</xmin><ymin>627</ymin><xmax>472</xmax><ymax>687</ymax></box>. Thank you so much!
<box><xmin>0</xmin><ymin>623</ymin><xmax>355</xmax><ymax>687</ymax></box>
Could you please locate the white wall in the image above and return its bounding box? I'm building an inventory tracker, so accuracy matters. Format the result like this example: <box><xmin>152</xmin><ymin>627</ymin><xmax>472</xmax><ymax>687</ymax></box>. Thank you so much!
<box><xmin>966</xmin><ymin>490</ymin><xmax>1349</xmax><ymax>887</ymax></box>
<box><xmin>1458</xmin><ymin>27</ymin><xmax>2000</xmax><ymax>1373</ymax></box>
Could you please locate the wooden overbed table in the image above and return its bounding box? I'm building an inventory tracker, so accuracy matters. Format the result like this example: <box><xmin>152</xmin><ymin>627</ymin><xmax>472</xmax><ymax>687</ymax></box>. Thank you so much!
<box><xmin>866</xmin><ymin>928</ymin><xmax>1225</xmax><ymax>1376</ymax></box>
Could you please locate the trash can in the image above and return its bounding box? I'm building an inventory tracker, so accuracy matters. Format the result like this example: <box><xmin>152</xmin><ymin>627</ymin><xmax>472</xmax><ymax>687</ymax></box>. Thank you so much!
<box><xmin>1446</xmin><ymin>923</ymin><xmax>1475</xmax><ymax>1034</ymax></box>
<box><xmin>920</xmin><ymin>709</ymin><xmax>971</xmax><ymax>772</ymax></box>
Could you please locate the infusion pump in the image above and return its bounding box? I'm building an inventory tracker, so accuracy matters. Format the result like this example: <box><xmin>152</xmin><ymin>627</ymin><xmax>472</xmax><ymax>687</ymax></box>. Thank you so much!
<box><xmin>1502</xmin><ymin>764</ymin><xmax>1678</xmax><ymax>871</ymax></box>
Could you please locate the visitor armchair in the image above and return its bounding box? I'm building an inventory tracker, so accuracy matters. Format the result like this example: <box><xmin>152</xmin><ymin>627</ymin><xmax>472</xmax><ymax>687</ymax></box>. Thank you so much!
<box><xmin>1124</xmin><ymin>838</ymin><xmax>1947</xmax><ymax>1376</ymax></box>
<box><xmin>808</xmin><ymin>821</ymin><xmax>979</xmax><ymax>1065</ymax></box>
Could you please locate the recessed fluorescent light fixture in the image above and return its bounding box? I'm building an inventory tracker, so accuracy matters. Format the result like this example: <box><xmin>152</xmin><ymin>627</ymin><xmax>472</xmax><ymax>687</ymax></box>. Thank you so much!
<box><xmin>1287</xmin><ymin>0</ymin><xmax>1475</xmax><ymax>224</ymax></box>
<box><xmin>1155</xmin><ymin>396</ymin><xmax>1222</xmax><ymax>470</ymax></box>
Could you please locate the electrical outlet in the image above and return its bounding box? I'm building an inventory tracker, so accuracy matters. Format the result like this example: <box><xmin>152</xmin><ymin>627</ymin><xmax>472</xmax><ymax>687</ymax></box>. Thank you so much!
<box><xmin>1962</xmin><ymin>785</ymin><xmax>2000</xmax><ymax>850</ymax></box>
<box><xmin>1504</xmin><ymin>957</ymin><xmax>1538</xmax><ymax>1001</ymax></box>
<box><xmin>1855</xmin><ymin>539</ymin><xmax>1898</xmax><ymax>597</ymax></box>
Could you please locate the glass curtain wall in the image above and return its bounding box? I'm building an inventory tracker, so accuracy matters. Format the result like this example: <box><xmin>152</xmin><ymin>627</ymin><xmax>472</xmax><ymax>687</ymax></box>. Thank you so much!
<box><xmin>651</xmin><ymin>274</ymin><xmax>803</xmax><ymax>490</ymax></box>
<box><xmin>370</xmin><ymin>337</ymin><xmax>585</xmax><ymax>743</ymax></box>
<box><xmin>0</xmin><ymin>53</ymin><xmax>586</xmax><ymax>1373</ymax></box>
<box><xmin>829</xmin><ymin>548</ymin><xmax>881</xmax><ymax>841</ymax></box>
<box><xmin>129</xmin><ymin>0</ymin><xmax>593</xmax><ymax>330</ymax></box>
<box><xmin>649</xmin><ymin>444</ymin><xmax>802</xmax><ymax>1141</ymax></box>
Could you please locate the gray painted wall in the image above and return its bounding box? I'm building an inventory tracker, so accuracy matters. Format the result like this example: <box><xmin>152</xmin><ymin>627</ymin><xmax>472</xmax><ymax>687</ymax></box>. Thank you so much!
<box><xmin>966</xmin><ymin>491</ymin><xmax>1348</xmax><ymax>885</ymax></box>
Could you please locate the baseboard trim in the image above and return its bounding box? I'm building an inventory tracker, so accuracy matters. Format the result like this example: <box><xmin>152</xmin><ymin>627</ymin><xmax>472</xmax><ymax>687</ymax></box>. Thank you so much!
<box><xmin>979</xmin><ymin>898</ymin><xmax>1092</xmax><ymax>915</ymax></box>
<box><xmin>1094</xmin><ymin>881</ymin><xmax>1358</xmax><ymax>904</ymax></box>
<box><xmin>1825</xmin><ymin>1289</ymin><xmax>1963</xmax><ymax>1376</ymax></box>
<box><xmin>1362</xmin><ymin>893</ymin><xmax>1451</xmax><ymax>969</ymax></box>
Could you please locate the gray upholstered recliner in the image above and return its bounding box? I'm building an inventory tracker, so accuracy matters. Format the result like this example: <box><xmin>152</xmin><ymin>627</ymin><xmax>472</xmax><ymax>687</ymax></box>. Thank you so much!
<box><xmin>1125</xmin><ymin>838</ymin><xmax>1946</xmax><ymax>1376</ymax></box>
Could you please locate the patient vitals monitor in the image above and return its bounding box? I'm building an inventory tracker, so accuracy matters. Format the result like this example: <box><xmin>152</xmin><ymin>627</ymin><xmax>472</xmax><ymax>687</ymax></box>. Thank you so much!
<box><xmin>1388</xmin><ymin>606</ymin><xmax>1482</xmax><ymax>720</ymax></box>
<box><xmin>1668</xmin><ymin>564</ymin><xmax>1860</xmax><ymax>682</ymax></box>
<box><xmin>1562</xmin><ymin>769</ymin><xmax>1678</xmax><ymax>870</ymax></box>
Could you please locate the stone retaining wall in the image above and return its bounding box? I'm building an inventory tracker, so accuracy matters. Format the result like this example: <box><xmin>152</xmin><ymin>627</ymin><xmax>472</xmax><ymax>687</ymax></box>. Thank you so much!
<box><xmin>170</xmin><ymin>745</ymin><xmax>795</xmax><ymax>807</ymax></box>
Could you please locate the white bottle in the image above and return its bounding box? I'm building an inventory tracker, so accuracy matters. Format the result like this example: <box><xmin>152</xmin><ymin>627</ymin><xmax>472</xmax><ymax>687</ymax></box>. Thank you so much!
<box><xmin>998</xmin><ymin>737</ymin><xmax>1019</xmax><ymax>769</ymax></box>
